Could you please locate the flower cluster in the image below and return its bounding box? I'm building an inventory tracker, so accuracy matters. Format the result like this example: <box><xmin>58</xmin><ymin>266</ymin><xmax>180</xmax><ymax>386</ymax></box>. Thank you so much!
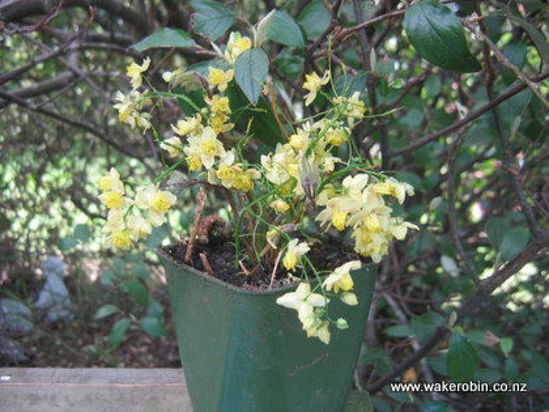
<box><xmin>317</xmin><ymin>175</ymin><xmax>418</xmax><ymax>263</ymax></box>
<box><xmin>100</xmin><ymin>31</ymin><xmax>418</xmax><ymax>344</ymax></box>
<box><xmin>113</xmin><ymin>57</ymin><xmax>152</xmax><ymax>130</ymax></box>
<box><xmin>98</xmin><ymin>168</ymin><xmax>176</xmax><ymax>248</ymax></box>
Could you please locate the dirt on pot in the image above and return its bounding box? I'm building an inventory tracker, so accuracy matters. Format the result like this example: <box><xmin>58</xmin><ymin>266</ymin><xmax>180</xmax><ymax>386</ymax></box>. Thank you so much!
<box><xmin>162</xmin><ymin>240</ymin><xmax>366</xmax><ymax>292</ymax></box>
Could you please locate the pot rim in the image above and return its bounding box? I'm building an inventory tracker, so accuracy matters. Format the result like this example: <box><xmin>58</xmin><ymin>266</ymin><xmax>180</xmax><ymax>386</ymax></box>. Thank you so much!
<box><xmin>158</xmin><ymin>246</ymin><xmax>376</xmax><ymax>297</ymax></box>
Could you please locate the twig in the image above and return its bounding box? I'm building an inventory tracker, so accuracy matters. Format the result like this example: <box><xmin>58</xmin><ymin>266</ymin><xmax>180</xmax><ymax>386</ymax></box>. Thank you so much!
<box><xmin>463</xmin><ymin>20</ymin><xmax>548</xmax><ymax>108</ymax></box>
<box><xmin>382</xmin><ymin>292</ymin><xmax>440</xmax><ymax>399</ymax></box>
<box><xmin>471</xmin><ymin>4</ymin><xmax>547</xmax><ymax>242</ymax></box>
<box><xmin>389</xmin><ymin>72</ymin><xmax>549</xmax><ymax>157</ymax></box>
<box><xmin>0</xmin><ymin>87</ymin><xmax>150</xmax><ymax>158</ymax></box>
<box><xmin>238</xmin><ymin>260</ymin><xmax>251</xmax><ymax>276</ymax></box>
<box><xmin>446</xmin><ymin>130</ymin><xmax>479</xmax><ymax>284</ymax></box>
<box><xmin>367</xmin><ymin>241</ymin><xmax>545</xmax><ymax>393</ymax></box>
<box><xmin>269</xmin><ymin>250</ymin><xmax>283</xmax><ymax>289</ymax></box>
<box><xmin>199</xmin><ymin>253</ymin><xmax>214</xmax><ymax>276</ymax></box>
<box><xmin>185</xmin><ymin>187</ymin><xmax>206</xmax><ymax>263</ymax></box>
<box><xmin>339</xmin><ymin>10</ymin><xmax>405</xmax><ymax>39</ymax></box>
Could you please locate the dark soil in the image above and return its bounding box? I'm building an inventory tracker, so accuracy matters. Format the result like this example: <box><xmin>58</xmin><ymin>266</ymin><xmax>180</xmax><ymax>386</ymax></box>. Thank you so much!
<box><xmin>162</xmin><ymin>239</ymin><xmax>365</xmax><ymax>291</ymax></box>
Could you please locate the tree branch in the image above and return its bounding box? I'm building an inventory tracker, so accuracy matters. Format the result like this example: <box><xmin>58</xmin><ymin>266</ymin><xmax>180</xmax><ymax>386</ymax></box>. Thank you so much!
<box><xmin>367</xmin><ymin>240</ymin><xmax>546</xmax><ymax>393</ymax></box>
<box><xmin>389</xmin><ymin>72</ymin><xmax>549</xmax><ymax>158</ymax></box>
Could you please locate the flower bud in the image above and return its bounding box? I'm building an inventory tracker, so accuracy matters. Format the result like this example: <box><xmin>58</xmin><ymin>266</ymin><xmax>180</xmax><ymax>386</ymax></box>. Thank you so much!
<box><xmin>335</xmin><ymin>318</ymin><xmax>348</xmax><ymax>329</ymax></box>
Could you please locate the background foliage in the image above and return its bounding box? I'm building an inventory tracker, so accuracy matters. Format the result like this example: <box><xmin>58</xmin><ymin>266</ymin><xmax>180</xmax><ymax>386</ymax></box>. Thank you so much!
<box><xmin>0</xmin><ymin>0</ymin><xmax>547</xmax><ymax>410</ymax></box>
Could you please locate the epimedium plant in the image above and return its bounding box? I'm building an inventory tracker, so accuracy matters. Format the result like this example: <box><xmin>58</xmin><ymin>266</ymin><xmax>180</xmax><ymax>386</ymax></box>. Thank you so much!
<box><xmin>96</xmin><ymin>11</ymin><xmax>419</xmax><ymax>344</ymax></box>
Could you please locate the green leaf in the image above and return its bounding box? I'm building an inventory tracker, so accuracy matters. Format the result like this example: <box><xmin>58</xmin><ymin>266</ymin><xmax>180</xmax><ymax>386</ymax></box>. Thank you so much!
<box><xmin>100</xmin><ymin>269</ymin><xmax>116</xmax><ymax>286</ymax></box>
<box><xmin>144</xmin><ymin>224</ymin><xmax>170</xmax><ymax>248</ymax></box>
<box><xmin>120</xmin><ymin>281</ymin><xmax>149</xmax><ymax>306</ymax></box>
<box><xmin>234</xmin><ymin>48</ymin><xmax>269</xmax><ymax>105</ymax></box>
<box><xmin>359</xmin><ymin>348</ymin><xmax>393</xmax><ymax>376</ymax></box>
<box><xmin>58</xmin><ymin>237</ymin><xmax>78</xmax><ymax>251</ymax></box>
<box><xmin>404</xmin><ymin>0</ymin><xmax>481</xmax><ymax>72</ymax></box>
<box><xmin>382</xmin><ymin>385</ymin><xmax>411</xmax><ymax>403</ymax></box>
<box><xmin>412</xmin><ymin>312</ymin><xmax>445</xmax><ymax>341</ymax></box>
<box><xmin>94</xmin><ymin>304</ymin><xmax>120</xmax><ymax>320</ymax></box>
<box><xmin>177</xmin><ymin>88</ymin><xmax>207</xmax><ymax>116</ymax></box>
<box><xmin>273</xmin><ymin>49</ymin><xmax>303</xmax><ymax>79</ymax></box>
<box><xmin>226</xmin><ymin>81</ymin><xmax>283</xmax><ymax>148</ymax></box>
<box><xmin>501</xmin><ymin>43</ymin><xmax>527</xmax><ymax>85</ymax></box>
<box><xmin>131</xmin><ymin>263</ymin><xmax>150</xmax><ymax>280</ymax></box>
<box><xmin>191</xmin><ymin>0</ymin><xmax>236</xmax><ymax>40</ymax></box>
<box><xmin>499</xmin><ymin>226</ymin><xmax>530</xmax><ymax>261</ymax></box>
<box><xmin>370</xmin><ymin>397</ymin><xmax>392</xmax><ymax>412</ymax></box>
<box><xmin>385</xmin><ymin>324</ymin><xmax>413</xmax><ymax>338</ymax></box>
<box><xmin>73</xmin><ymin>224</ymin><xmax>90</xmax><ymax>242</ymax></box>
<box><xmin>498</xmin><ymin>87</ymin><xmax>532</xmax><ymax>136</ymax></box>
<box><xmin>447</xmin><ymin>334</ymin><xmax>479</xmax><ymax>382</ymax></box>
<box><xmin>257</xmin><ymin>10</ymin><xmax>304</xmax><ymax>48</ymax></box>
<box><xmin>420</xmin><ymin>400</ymin><xmax>452</xmax><ymax>412</ymax></box>
<box><xmin>344</xmin><ymin>390</ymin><xmax>374</xmax><ymax>412</ymax></box>
<box><xmin>485</xmin><ymin>217</ymin><xmax>509</xmax><ymax>249</ymax></box>
<box><xmin>506</xmin><ymin>13</ymin><xmax>549</xmax><ymax>63</ymax></box>
<box><xmin>475</xmin><ymin>369</ymin><xmax>501</xmax><ymax>384</ymax></box>
<box><xmin>500</xmin><ymin>337</ymin><xmax>514</xmax><ymax>356</ymax></box>
<box><xmin>132</xmin><ymin>28</ymin><xmax>196</xmax><ymax>51</ymax></box>
<box><xmin>504</xmin><ymin>357</ymin><xmax>519</xmax><ymax>380</ymax></box>
<box><xmin>297</xmin><ymin>0</ymin><xmax>331</xmax><ymax>39</ymax></box>
<box><xmin>138</xmin><ymin>316</ymin><xmax>168</xmax><ymax>337</ymax></box>
<box><xmin>147</xmin><ymin>298</ymin><xmax>164</xmax><ymax>318</ymax></box>
<box><xmin>109</xmin><ymin>318</ymin><xmax>131</xmax><ymax>348</ymax></box>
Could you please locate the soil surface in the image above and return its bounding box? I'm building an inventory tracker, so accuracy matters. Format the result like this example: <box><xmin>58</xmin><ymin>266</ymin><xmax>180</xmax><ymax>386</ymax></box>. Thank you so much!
<box><xmin>162</xmin><ymin>239</ymin><xmax>365</xmax><ymax>291</ymax></box>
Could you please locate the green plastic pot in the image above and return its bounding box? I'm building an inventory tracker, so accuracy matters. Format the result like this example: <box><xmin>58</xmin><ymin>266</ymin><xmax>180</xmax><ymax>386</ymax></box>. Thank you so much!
<box><xmin>160</xmin><ymin>249</ymin><xmax>376</xmax><ymax>412</ymax></box>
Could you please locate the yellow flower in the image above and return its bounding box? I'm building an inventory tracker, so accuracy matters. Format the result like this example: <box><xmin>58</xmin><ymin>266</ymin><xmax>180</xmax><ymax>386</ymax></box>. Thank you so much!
<box><xmin>331</xmin><ymin>210</ymin><xmax>347</xmax><ymax>231</ymax></box>
<box><xmin>325</xmin><ymin>127</ymin><xmax>349</xmax><ymax>146</ymax></box>
<box><xmin>225</xmin><ymin>32</ymin><xmax>252</xmax><ymax>64</ymax></box>
<box><xmin>126</xmin><ymin>57</ymin><xmax>150</xmax><ymax>89</ymax></box>
<box><xmin>323</xmin><ymin>260</ymin><xmax>361</xmax><ymax>293</ymax></box>
<box><xmin>373</xmin><ymin>177</ymin><xmax>415</xmax><ymax>204</ymax></box>
<box><xmin>127</xmin><ymin>214</ymin><xmax>152</xmax><ymax>239</ymax></box>
<box><xmin>315</xmin><ymin>174</ymin><xmax>370</xmax><ymax>231</ymax></box>
<box><xmin>109</xmin><ymin>230</ymin><xmax>133</xmax><ymax>248</ymax></box>
<box><xmin>113</xmin><ymin>90</ymin><xmax>152</xmax><ymax>130</ymax></box>
<box><xmin>186</xmin><ymin>156</ymin><xmax>202</xmax><ymax>171</ymax></box>
<box><xmin>151</xmin><ymin>192</ymin><xmax>176</xmax><ymax>214</ymax></box>
<box><xmin>269</xmin><ymin>199</ymin><xmax>290</xmax><ymax>214</ymax></box>
<box><xmin>303</xmin><ymin>317</ymin><xmax>331</xmax><ymax>344</ymax></box>
<box><xmin>364</xmin><ymin>213</ymin><xmax>382</xmax><ymax>233</ymax></box>
<box><xmin>333</xmin><ymin>92</ymin><xmax>367</xmax><ymax>128</ymax></box>
<box><xmin>341</xmin><ymin>292</ymin><xmax>358</xmax><ymax>306</ymax></box>
<box><xmin>390</xmin><ymin>218</ymin><xmax>419</xmax><ymax>240</ymax></box>
<box><xmin>98</xmin><ymin>191</ymin><xmax>127</xmax><ymax>209</ymax></box>
<box><xmin>160</xmin><ymin>136</ymin><xmax>183</xmax><ymax>158</ymax></box>
<box><xmin>135</xmin><ymin>184</ymin><xmax>177</xmax><ymax>226</ymax></box>
<box><xmin>232</xmin><ymin>173</ymin><xmax>253</xmax><ymax>192</ymax></box>
<box><xmin>282</xmin><ymin>238</ymin><xmax>310</xmax><ymax>271</ymax></box>
<box><xmin>289</xmin><ymin>128</ymin><xmax>310</xmax><ymax>151</ymax></box>
<box><xmin>209</xmin><ymin>114</ymin><xmax>234</xmax><ymax>134</ymax></box>
<box><xmin>303</xmin><ymin>70</ymin><xmax>330</xmax><ymax>106</ymax></box>
<box><xmin>276</xmin><ymin>282</ymin><xmax>328</xmax><ymax>323</ymax></box>
<box><xmin>208</xmin><ymin>67</ymin><xmax>234</xmax><ymax>92</ymax></box>
<box><xmin>216</xmin><ymin>165</ymin><xmax>237</xmax><ymax>183</ymax></box>
<box><xmin>162</xmin><ymin>69</ymin><xmax>183</xmax><ymax>84</ymax></box>
<box><xmin>352</xmin><ymin>225</ymin><xmax>389</xmax><ymax>263</ymax></box>
<box><xmin>185</xmin><ymin>127</ymin><xmax>225</xmax><ymax>169</ymax></box>
<box><xmin>205</xmin><ymin>95</ymin><xmax>231</xmax><ymax>116</ymax></box>
<box><xmin>99</xmin><ymin>168</ymin><xmax>124</xmax><ymax>193</ymax></box>
<box><xmin>171</xmin><ymin>114</ymin><xmax>203</xmax><ymax>137</ymax></box>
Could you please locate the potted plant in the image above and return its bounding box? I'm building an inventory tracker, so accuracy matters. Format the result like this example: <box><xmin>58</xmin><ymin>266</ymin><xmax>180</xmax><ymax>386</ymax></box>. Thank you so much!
<box><xmin>96</xmin><ymin>16</ymin><xmax>417</xmax><ymax>411</ymax></box>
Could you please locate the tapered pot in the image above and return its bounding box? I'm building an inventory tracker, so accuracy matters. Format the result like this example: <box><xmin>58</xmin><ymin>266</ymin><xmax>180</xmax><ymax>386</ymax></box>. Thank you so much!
<box><xmin>159</xmin><ymin>249</ymin><xmax>376</xmax><ymax>412</ymax></box>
